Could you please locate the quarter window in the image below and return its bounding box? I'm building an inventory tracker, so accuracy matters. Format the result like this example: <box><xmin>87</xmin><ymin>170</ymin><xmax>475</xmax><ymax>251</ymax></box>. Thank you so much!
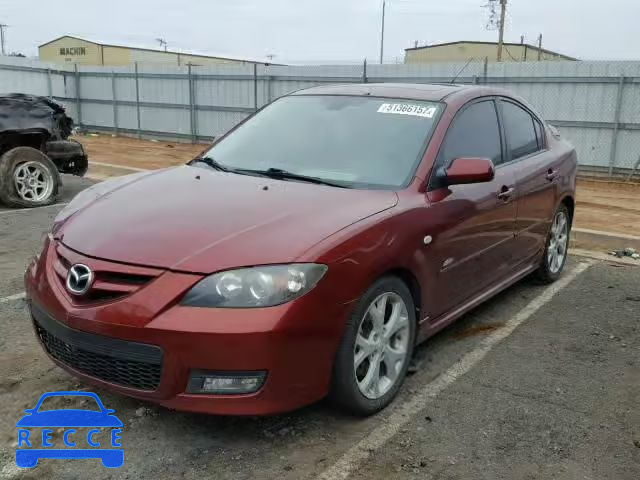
<box><xmin>501</xmin><ymin>101</ymin><xmax>540</xmax><ymax>159</ymax></box>
<box><xmin>435</xmin><ymin>100</ymin><xmax>503</xmax><ymax>175</ymax></box>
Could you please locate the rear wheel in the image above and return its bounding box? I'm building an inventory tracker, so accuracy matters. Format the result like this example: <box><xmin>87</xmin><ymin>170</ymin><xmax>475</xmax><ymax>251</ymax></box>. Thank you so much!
<box><xmin>535</xmin><ymin>204</ymin><xmax>570</xmax><ymax>283</ymax></box>
<box><xmin>329</xmin><ymin>276</ymin><xmax>416</xmax><ymax>416</ymax></box>
<box><xmin>0</xmin><ymin>147</ymin><xmax>60</xmax><ymax>208</ymax></box>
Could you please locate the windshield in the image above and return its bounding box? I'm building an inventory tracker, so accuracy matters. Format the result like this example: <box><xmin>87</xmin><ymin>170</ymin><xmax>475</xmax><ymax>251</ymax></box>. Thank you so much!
<box><xmin>201</xmin><ymin>95</ymin><xmax>442</xmax><ymax>189</ymax></box>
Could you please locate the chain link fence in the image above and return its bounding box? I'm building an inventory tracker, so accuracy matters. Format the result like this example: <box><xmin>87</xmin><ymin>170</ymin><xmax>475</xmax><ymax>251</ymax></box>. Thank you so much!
<box><xmin>1</xmin><ymin>57</ymin><xmax>640</xmax><ymax>180</ymax></box>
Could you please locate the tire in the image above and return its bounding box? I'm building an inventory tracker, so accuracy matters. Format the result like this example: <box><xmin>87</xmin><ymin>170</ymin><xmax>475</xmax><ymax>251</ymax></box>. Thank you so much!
<box><xmin>0</xmin><ymin>146</ymin><xmax>60</xmax><ymax>208</ymax></box>
<box><xmin>329</xmin><ymin>276</ymin><xmax>416</xmax><ymax>416</ymax></box>
<box><xmin>534</xmin><ymin>203</ymin><xmax>571</xmax><ymax>284</ymax></box>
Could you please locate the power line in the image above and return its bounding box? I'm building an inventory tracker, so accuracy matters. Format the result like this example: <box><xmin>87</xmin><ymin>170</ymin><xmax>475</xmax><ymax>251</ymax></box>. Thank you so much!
<box><xmin>503</xmin><ymin>45</ymin><xmax>518</xmax><ymax>61</ymax></box>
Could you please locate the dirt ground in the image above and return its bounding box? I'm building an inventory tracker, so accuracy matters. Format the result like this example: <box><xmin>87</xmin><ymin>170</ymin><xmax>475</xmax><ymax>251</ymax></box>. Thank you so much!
<box><xmin>574</xmin><ymin>179</ymin><xmax>640</xmax><ymax>235</ymax></box>
<box><xmin>75</xmin><ymin>134</ymin><xmax>640</xmax><ymax>236</ymax></box>
<box><xmin>77</xmin><ymin>134</ymin><xmax>206</xmax><ymax>171</ymax></box>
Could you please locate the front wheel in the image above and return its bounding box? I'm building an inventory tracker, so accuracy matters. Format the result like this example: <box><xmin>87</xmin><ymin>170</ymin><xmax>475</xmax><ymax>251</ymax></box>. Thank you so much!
<box><xmin>0</xmin><ymin>147</ymin><xmax>61</xmax><ymax>208</ymax></box>
<box><xmin>535</xmin><ymin>204</ymin><xmax>571</xmax><ymax>283</ymax></box>
<box><xmin>329</xmin><ymin>276</ymin><xmax>416</xmax><ymax>416</ymax></box>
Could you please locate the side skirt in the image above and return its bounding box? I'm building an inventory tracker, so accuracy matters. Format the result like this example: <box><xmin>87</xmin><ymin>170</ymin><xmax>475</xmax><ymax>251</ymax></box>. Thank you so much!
<box><xmin>416</xmin><ymin>262</ymin><xmax>539</xmax><ymax>344</ymax></box>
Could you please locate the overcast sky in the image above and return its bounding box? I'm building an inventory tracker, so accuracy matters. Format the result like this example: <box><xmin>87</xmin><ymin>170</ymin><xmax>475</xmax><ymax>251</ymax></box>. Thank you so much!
<box><xmin>0</xmin><ymin>0</ymin><xmax>638</xmax><ymax>63</ymax></box>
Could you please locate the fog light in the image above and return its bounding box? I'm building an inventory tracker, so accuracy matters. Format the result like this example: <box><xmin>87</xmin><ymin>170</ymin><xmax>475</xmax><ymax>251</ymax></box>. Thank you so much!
<box><xmin>186</xmin><ymin>371</ymin><xmax>266</xmax><ymax>394</ymax></box>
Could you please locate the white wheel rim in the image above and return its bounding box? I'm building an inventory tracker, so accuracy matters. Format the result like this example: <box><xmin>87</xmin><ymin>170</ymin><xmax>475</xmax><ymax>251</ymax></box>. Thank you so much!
<box><xmin>354</xmin><ymin>292</ymin><xmax>410</xmax><ymax>400</ymax></box>
<box><xmin>547</xmin><ymin>210</ymin><xmax>568</xmax><ymax>274</ymax></box>
<box><xmin>13</xmin><ymin>161</ymin><xmax>54</xmax><ymax>202</ymax></box>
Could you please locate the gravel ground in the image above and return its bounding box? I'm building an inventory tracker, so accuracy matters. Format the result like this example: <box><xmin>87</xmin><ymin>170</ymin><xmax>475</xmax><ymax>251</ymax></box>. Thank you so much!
<box><xmin>0</xmin><ymin>177</ymin><xmax>638</xmax><ymax>480</ymax></box>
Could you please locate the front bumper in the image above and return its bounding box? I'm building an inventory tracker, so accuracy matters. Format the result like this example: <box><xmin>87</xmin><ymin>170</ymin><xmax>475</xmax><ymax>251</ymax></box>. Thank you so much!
<box><xmin>45</xmin><ymin>140</ymin><xmax>88</xmax><ymax>177</ymax></box>
<box><xmin>25</xmin><ymin>240</ymin><xmax>353</xmax><ymax>415</ymax></box>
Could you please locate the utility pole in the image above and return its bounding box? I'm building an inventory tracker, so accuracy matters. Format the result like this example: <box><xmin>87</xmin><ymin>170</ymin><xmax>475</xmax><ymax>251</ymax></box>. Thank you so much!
<box><xmin>496</xmin><ymin>0</ymin><xmax>507</xmax><ymax>62</ymax></box>
<box><xmin>537</xmin><ymin>33</ymin><xmax>543</xmax><ymax>60</ymax></box>
<box><xmin>0</xmin><ymin>24</ymin><xmax>8</xmax><ymax>56</ymax></box>
<box><xmin>379</xmin><ymin>0</ymin><xmax>386</xmax><ymax>64</ymax></box>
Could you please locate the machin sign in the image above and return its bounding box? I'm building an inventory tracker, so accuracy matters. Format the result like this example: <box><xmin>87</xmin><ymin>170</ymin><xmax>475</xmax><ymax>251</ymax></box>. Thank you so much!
<box><xmin>59</xmin><ymin>47</ymin><xmax>87</xmax><ymax>56</ymax></box>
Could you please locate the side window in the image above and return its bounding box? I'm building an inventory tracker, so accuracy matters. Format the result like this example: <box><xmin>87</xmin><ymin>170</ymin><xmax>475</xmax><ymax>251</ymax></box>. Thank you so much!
<box><xmin>435</xmin><ymin>100</ymin><xmax>503</xmax><ymax>173</ymax></box>
<box><xmin>501</xmin><ymin>101</ymin><xmax>540</xmax><ymax>159</ymax></box>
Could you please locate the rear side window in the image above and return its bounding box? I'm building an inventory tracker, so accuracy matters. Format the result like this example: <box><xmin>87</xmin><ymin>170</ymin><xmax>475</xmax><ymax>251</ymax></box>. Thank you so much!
<box><xmin>501</xmin><ymin>101</ymin><xmax>540</xmax><ymax>159</ymax></box>
<box><xmin>435</xmin><ymin>100</ymin><xmax>503</xmax><ymax>173</ymax></box>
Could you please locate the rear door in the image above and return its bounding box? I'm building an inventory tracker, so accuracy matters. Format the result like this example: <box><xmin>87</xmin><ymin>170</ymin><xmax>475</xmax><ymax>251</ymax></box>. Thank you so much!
<box><xmin>427</xmin><ymin>99</ymin><xmax>519</xmax><ymax>318</ymax></box>
<box><xmin>498</xmin><ymin>98</ymin><xmax>557</xmax><ymax>261</ymax></box>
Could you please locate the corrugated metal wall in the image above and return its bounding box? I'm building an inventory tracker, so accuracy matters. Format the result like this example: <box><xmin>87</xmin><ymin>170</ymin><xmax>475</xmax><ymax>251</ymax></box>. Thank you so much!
<box><xmin>1</xmin><ymin>57</ymin><xmax>640</xmax><ymax>176</ymax></box>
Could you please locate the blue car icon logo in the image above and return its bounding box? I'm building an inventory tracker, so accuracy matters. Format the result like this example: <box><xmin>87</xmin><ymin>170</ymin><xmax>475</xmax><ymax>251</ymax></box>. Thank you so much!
<box><xmin>15</xmin><ymin>391</ymin><xmax>123</xmax><ymax>468</ymax></box>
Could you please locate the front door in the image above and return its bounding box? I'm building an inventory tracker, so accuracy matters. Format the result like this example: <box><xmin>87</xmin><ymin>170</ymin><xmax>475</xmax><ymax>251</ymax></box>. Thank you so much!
<box><xmin>426</xmin><ymin>99</ymin><xmax>519</xmax><ymax>319</ymax></box>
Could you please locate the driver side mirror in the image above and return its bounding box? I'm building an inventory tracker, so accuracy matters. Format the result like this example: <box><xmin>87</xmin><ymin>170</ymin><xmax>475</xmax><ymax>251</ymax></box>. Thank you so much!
<box><xmin>444</xmin><ymin>157</ymin><xmax>495</xmax><ymax>186</ymax></box>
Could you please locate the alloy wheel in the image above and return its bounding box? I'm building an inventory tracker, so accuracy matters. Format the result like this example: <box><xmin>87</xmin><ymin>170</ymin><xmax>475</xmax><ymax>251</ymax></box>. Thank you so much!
<box><xmin>354</xmin><ymin>292</ymin><xmax>410</xmax><ymax>399</ymax></box>
<box><xmin>13</xmin><ymin>161</ymin><xmax>54</xmax><ymax>202</ymax></box>
<box><xmin>547</xmin><ymin>210</ymin><xmax>569</xmax><ymax>274</ymax></box>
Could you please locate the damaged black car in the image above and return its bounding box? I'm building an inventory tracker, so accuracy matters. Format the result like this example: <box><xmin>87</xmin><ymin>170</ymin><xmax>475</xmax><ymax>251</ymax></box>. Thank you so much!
<box><xmin>0</xmin><ymin>93</ymin><xmax>88</xmax><ymax>207</ymax></box>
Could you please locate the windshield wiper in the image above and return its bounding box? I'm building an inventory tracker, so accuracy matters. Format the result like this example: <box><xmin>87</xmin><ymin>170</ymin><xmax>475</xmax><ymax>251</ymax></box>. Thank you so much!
<box><xmin>236</xmin><ymin>167</ymin><xmax>350</xmax><ymax>188</ymax></box>
<box><xmin>190</xmin><ymin>156</ymin><xmax>234</xmax><ymax>172</ymax></box>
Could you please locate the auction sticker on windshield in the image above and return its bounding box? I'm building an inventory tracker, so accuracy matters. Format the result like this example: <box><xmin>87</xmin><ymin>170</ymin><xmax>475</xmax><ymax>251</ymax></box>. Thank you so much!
<box><xmin>377</xmin><ymin>103</ymin><xmax>437</xmax><ymax>118</ymax></box>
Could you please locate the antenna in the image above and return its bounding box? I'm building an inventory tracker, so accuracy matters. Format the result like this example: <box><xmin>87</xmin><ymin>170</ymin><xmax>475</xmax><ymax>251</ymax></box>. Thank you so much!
<box><xmin>156</xmin><ymin>38</ymin><xmax>168</xmax><ymax>52</ymax></box>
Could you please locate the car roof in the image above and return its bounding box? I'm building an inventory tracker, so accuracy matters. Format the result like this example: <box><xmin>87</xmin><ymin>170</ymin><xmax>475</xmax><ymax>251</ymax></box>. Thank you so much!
<box><xmin>291</xmin><ymin>83</ymin><xmax>483</xmax><ymax>102</ymax></box>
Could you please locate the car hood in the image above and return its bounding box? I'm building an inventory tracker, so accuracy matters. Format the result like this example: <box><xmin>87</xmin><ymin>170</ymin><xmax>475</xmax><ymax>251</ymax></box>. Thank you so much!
<box><xmin>58</xmin><ymin>166</ymin><xmax>398</xmax><ymax>273</ymax></box>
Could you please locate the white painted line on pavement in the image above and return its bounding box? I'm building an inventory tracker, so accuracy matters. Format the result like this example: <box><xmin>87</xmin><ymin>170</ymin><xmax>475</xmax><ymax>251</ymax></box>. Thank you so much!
<box><xmin>319</xmin><ymin>261</ymin><xmax>594</xmax><ymax>480</ymax></box>
<box><xmin>90</xmin><ymin>161</ymin><xmax>149</xmax><ymax>172</ymax></box>
<box><xmin>0</xmin><ymin>202</ymin><xmax>69</xmax><ymax>216</ymax></box>
<box><xmin>0</xmin><ymin>292</ymin><xmax>26</xmax><ymax>304</ymax></box>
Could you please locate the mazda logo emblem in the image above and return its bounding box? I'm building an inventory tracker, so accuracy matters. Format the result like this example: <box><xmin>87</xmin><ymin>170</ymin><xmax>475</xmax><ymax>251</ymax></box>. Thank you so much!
<box><xmin>66</xmin><ymin>264</ymin><xmax>94</xmax><ymax>296</ymax></box>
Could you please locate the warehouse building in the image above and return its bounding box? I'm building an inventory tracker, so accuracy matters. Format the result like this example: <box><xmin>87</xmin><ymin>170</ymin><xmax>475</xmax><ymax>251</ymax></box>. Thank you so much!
<box><xmin>404</xmin><ymin>40</ymin><xmax>577</xmax><ymax>64</ymax></box>
<box><xmin>39</xmin><ymin>35</ymin><xmax>269</xmax><ymax>67</ymax></box>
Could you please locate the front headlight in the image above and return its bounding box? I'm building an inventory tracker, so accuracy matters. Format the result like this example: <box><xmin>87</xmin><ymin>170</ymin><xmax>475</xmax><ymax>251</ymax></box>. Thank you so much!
<box><xmin>181</xmin><ymin>264</ymin><xmax>328</xmax><ymax>308</ymax></box>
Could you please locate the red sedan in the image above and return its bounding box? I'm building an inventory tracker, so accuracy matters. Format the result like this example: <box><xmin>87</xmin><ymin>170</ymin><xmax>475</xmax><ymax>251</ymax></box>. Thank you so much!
<box><xmin>25</xmin><ymin>84</ymin><xmax>576</xmax><ymax>416</ymax></box>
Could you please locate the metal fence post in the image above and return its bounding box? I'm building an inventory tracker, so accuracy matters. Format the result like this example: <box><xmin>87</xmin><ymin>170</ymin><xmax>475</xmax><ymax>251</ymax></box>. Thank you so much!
<box><xmin>362</xmin><ymin>58</ymin><xmax>368</xmax><ymax>83</ymax></box>
<box><xmin>188</xmin><ymin>63</ymin><xmax>197</xmax><ymax>143</ymax></box>
<box><xmin>46</xmin><ymin>68</ymin><xmax>53</xmax><ymax>99</ymax></box>
<box><xmin>74</xmin><ymin>64</ymin><xmax>82</xmax><ymax>126</ymax></box>
<box><xmin>472</xmin><ymin>75</ymin><xmax>478</xmax><ymax>85</ymax></box>
<box><xmin>134</xmin><ymin>62</ymin><xmax>142</xmax><ymax>139</ymax></box>
<box><xmin>608</xmin><ymin>74</ymin><xmax>625</xmax><ymax>177</ymax></box>
<box><xmin>253</xmin><ymin>63</ymin><xmax>259</xmax><ymax>111</ymax></box>
<box><xmin>111</xmin><ymin>71</ymin><xmax>118</xmax><ymax>136</ymax></box>
<box><xmin>483</xmin><ymin>57</ymin><xmax>488</xmax><ymax>83</ymax></box>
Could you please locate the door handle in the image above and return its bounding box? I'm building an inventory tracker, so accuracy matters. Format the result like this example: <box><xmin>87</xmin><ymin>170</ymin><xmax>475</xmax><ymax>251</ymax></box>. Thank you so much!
<box><xmin>546</xmin><ymin>169</ymin><xmax>558</xmax><ymax>181</ymax></box>
<box><xmin>497</xmin><ymin>186</ymin><xmax>515</xmax><ymax>201</ymax></box>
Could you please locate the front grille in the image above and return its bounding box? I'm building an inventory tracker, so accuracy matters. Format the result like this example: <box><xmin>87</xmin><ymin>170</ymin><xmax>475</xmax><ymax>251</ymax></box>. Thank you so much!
<box><xmin>52</xmin><ymin>242</ymin><xmax>162</xmax><ymax>305</ymax></box>
<box><xmin>32</xmin><ymin>303</ymin><xmax>163</xmax><ymax>391</ymax></box>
